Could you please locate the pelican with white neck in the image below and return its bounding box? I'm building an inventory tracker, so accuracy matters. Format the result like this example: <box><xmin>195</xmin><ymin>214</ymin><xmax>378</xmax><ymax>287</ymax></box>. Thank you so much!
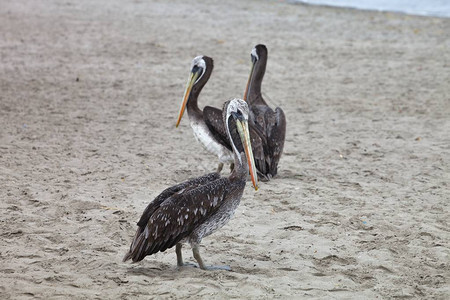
<box><xmin>176</xmin><ymin>56</ymin><xmax>234</xmax><ymax>173</ymax></box>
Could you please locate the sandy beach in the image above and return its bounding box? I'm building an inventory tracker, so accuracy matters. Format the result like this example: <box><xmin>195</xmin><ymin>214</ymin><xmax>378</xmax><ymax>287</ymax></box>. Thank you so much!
<box><xmin>1</xmin><ymin>0</ymin><xmax>449</xmax><ymax>298</ymax></box>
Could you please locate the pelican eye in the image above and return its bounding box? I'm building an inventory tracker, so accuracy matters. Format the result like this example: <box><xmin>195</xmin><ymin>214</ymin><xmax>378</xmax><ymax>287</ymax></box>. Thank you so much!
<box><xmin>191</xmin><ymin>65</ymin><xmax>205</xmax><ymax>84</ymax></box>
<box><xmin>231</xmin><ymin>110</ymin><xmax>245</xmax><ymax>121</ymax></box>
<box><xmin>192</xmin><ymin>65</ymin><xmax>203</xmax><ymax>74</ymax></box>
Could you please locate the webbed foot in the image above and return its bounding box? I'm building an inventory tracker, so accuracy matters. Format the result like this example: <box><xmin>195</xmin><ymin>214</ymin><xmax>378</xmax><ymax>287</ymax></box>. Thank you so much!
<box><xmin>177</xmin><ymin>262</ymin><xmax>198</xmax><ymax>269</ymax></box>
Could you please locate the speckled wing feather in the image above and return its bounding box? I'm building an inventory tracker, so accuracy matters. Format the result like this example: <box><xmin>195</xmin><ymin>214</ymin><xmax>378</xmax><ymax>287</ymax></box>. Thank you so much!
<box><xmin>124</xmin><ymin>176</ymin><xmax>244</xmax><ymax>262</ymax></box>
<box><xmin>136</xmin><ymin>172</ymin><xmax>220</xmax><ymax>228</ymax></box>
<box><xmin>203</xmin><ymin>106</ymin><xmax>232</xmax><ymax>151</ymax></box>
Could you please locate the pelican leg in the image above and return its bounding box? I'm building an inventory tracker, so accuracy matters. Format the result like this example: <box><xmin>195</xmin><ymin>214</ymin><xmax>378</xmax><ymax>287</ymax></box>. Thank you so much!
<box><xmin>176</xmin><ymin>243</ymin><xmax>183</xmax><ymax>266</ymax></box>
<box><xmin>229</xmin><ymin>162</ymin><xmax>235</xmax><ymax>172</ymax></box>
<box><xmin>192</xmin><ymin>244</ymin><xmax>207</xmax><ymax>270</ymax></box>
<box><xmin>192</xmin><ymin>244</ymin><xmax>231</xmax><ymax>271</ymax></box>
<box><xmin>216</xmin><ymin>162</ymin><xmax>224</xmax><ymax>173</ymax></box>
<box><xmin>176</xmin><ymin>243</ymin><xmax>196</xmax><ymax>268</ymax></box>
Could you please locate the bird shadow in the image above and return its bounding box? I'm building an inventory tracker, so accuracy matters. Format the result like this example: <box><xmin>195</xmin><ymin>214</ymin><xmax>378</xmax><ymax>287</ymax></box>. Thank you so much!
<box><xmin>125</xmin><ymin>265</ymin><xmax>171</xmax><ymax>278</ymax></box>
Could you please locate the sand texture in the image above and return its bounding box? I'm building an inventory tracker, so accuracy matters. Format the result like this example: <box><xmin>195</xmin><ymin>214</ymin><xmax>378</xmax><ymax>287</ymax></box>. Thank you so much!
<box><xmin>1</xmin><ymin>0</ymin><xmax>449</xmax><ymax>298</ymax></box>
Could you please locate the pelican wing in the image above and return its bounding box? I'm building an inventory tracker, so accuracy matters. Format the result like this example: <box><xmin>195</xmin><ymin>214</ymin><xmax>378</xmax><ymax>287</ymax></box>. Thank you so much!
<box><xmin>267</xmin><ymin>107</ymin><xmax>286</xmax><ymax>176</ymax></box>
<box><xmin>136</xmin><ymin>172</ymin><xmax>220</xmax><ymax>228</ymax></box>
<box><xmin>203</xmin><ymin>106</ymin><xmax>232</xmax><ymax>151</ymax></box>
<box><xmin>248</xmin><ymin>104</ymin><xmax>287</xmax><ymax>179</ymax></box>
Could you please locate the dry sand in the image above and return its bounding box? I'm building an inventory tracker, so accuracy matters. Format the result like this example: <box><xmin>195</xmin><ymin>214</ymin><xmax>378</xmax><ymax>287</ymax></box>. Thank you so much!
<box><xmin>1</xmin><ymin>0</ymin><xmax>449</xmax><ymax>298</ymax></box>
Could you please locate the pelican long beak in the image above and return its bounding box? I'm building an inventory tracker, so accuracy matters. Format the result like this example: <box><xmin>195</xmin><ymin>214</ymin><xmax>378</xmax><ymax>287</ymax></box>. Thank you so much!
<box><xmin>236</xmin><ymin>119</ymin><xmax>258</xmax><ymax>190</ymax></box>
<box><xmin>243</xmin><ymin>60</ymin><xmax>256</xmax><ymax>101</ymax></box>
<box><xmin>176</xmin><ymin>71</ymin><xmax>200</xmax><ymax>127</ymax></box>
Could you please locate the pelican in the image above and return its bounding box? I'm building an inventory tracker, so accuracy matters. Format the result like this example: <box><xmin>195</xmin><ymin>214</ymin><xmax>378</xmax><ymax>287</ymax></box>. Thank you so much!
<box><xmin>124</xmin><ymin>98</ymin><xmax>258</xmax><ymax>270</ymax></box>
<box><xmin>176</xmin><ymin>56</ymin><xmax>234</xmax><ymax>173</ymax></box>
<box><xmin>243</xmin><ymin>44</ymin><xmax>286</xmax><ymax>180</ymax></box>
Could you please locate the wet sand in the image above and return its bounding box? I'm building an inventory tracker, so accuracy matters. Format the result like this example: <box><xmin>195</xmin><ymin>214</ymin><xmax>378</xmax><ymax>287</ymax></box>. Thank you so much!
<box><xmin>1</xmin><ymin>0</ymin><xmax>449</xmax><ymax>298</ymax></box>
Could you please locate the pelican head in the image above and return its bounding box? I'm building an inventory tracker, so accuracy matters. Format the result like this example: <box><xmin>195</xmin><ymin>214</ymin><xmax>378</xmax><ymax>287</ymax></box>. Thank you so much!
<box><xmin>176</xmin><ymin>56</ymin><xmax>212</xmax><ymax>127</ymax></box>
<box><xmin>225</xmin><ymin>98</ymin><xmax>258</xmax><ymax>190</ymax></box>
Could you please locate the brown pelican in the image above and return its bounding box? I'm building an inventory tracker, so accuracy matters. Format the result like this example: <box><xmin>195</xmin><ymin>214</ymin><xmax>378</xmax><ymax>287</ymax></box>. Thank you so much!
<box><xmin>124</xmin><ymin>98</ymin><xmax>258</xmax><ymax>270</ymax></box>
<box><xmin>243</xmin><ymin>44</ymin><xmax>286</xmax><ymax>180</ymax></box>
<box><xmin>176</xmin><ymin>56</ymin><xmax>234</xmax><ymax>173</ymax></box>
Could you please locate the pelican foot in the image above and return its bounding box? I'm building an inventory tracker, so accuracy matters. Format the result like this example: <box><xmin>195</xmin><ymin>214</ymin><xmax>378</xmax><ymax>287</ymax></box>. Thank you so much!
<box><xmin>177</xmin><ymin>262</ymin><xmax>198</xmax><ymax>269</ymax></box>
<box><xmin>192</xmin><ymin>244</ymin><xmax>231</xmax><ymax>271</ymax></box>
<box><xmin>216</xmin><ymin>163</ymin><xmax>224</xmax><ymax>173</ymax></box>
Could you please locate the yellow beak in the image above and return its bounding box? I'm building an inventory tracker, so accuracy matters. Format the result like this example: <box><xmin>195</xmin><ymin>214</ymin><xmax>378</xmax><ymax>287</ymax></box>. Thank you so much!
<box><xmin>176</xmin><ymin>71</ymin><xmax>200</xmax><ymax>127</ymax></box>
<box><xmin>236</xmin><ymin>118</ymin><xmax>258</xmax><ymax>190</ymax></box>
